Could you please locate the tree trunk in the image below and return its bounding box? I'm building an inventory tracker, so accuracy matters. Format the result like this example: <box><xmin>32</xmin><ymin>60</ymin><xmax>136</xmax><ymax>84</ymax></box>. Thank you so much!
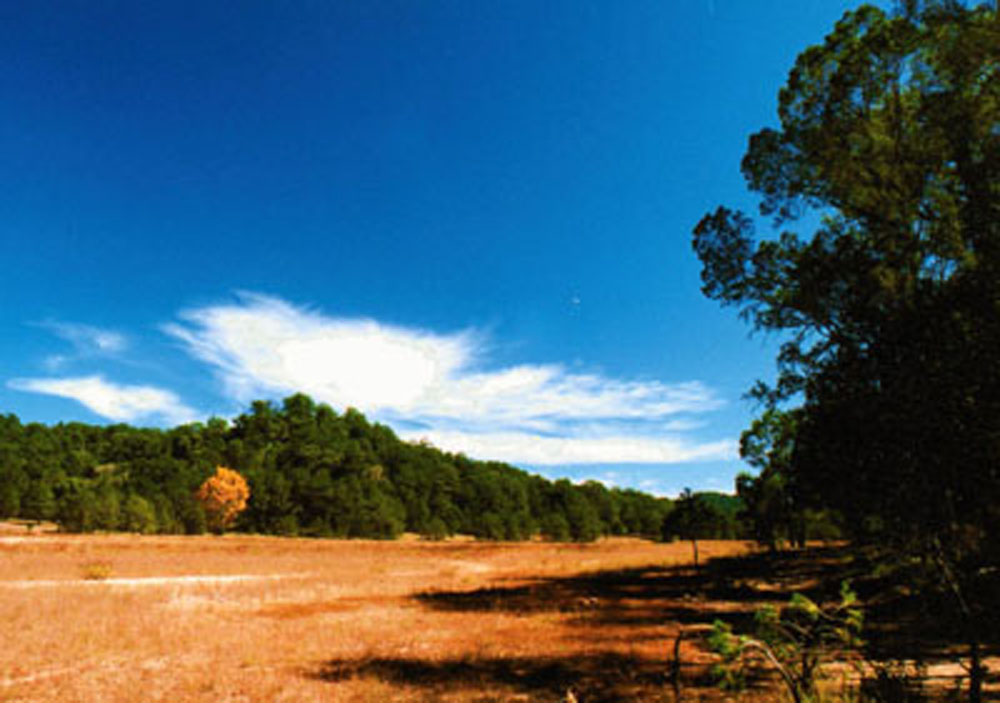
<box><xmin>969</xmin><ymin>638</ymin><xmax>983</xmax><ymax>703</ymax></box>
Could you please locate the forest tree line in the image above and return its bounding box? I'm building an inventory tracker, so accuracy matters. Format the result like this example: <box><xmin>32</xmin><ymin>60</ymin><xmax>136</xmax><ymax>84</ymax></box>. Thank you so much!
<box><xmin>0</xmin><ymin>393</ymin><xmax>748</xmax><ymax>541</ymax></box>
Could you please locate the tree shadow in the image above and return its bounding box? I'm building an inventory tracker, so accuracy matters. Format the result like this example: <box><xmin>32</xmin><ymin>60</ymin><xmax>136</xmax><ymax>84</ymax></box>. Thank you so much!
<box><xmin>306</xmin><ymin>547</ymin><xmax>848</xmax><ymax>701</ymax></box>
<box><xmin>311</xmin><ymin>650</ymin><xmax>716</xmax><ymax>703</ymax></box>
<box><xmin>312</xmin><ymin>545</ymin><xmax>1000</xmax><ymax>700</ymax></box>
<box><xmin>416</xmin><ymin>545</ymin><xmax>854</xmax><ymax>634</ymax></box>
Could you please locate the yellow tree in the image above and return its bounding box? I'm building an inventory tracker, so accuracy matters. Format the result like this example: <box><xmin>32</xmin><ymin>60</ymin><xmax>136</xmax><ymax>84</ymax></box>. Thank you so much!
<box><xmin>195</xmin><ymin>466</ymin><xmax>250</xmax><ymax>532</ymax></box>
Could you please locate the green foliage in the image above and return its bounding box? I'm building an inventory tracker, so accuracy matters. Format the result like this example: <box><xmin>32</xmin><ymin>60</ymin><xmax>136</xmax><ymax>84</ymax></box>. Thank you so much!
<box><xmin>0</xmin><ymin>459</ymin><xmax>24</xmax><ymax>518</ymax></box>
<box><xmin>693</xmin><ymin>3</ymin><xmax>1000</xmax><ymax>695</ymax></box>
<box><xmin>540</xmin><ymin>512</ymin><xmax>571</xmax><ymax>542</ymax></box>
<box><xmin>737</xmin><ymin>409</ymin><xmax>805</xmax><ymax>548</ymax></box>
<box><xmin>21</xmin><ymin>481</ymin><xmax>56</xmax><ymax>522</ymax></box>
<box><xmin>0</xmin><ymin>395</ymin><xmax>678</xmax><ymax>542</ymax></box>
<box><xmin>0</xmin><ymin>481</ymin><xmax>20</xmax><ymax>519</ymax></box>
<box><xmin>57</xmin><ymin>481</ymin><xmax>98</xmax><ymax>532</ymax></box>
<box><xmin>707</xmin><ymin>621</ymin><xmax>749</xmax><ymax>691</ymax></box>
<box><xmin>121</xmin><ymin>494</ymin><xmax>158</xmax><ymax>534</ymax></box>
<box><xmin>709</xmin><ymin>582</ymin><xmax>864</xmax><ymax>703</ymax></box>
<box><xmin>93</xmin><ymin>483</ymin><xmax>122</xmax><ymax>531</ymax></box>
<box><xmin>661</xmin><ymin>488</ymin><xmax>740</xmax><ymax>542</ymax></box>
<box><xmin>420</xmin><ymin>517</ymin><xmax>449</xmax><ymax>541</ymax></box>
<box><xmin>694</xmin><ymin>0</ymin><xmax>1000</xmax><ymax>540</ymax></box>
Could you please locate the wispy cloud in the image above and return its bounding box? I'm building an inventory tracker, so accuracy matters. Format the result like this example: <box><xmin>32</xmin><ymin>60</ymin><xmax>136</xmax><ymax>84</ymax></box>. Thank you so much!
<box><xmin>402</xmin><ymin>430</ymin><xmax>736</xmax><ymax>466</ymax></box>
<box><xmin>34</xmin><ymin>321</ymin><xmax>128</xmax><ymax>370</ymax></box>
<box><xmin>8</xmin><ymin>375</ymin><xmax>198</xmax><ymax>426</ymax></box>
<box><xmin>164</xmin><ymin>293</ymin><xmax>732</xmax><ymax>465</ymax></box>
<box><xmin>38</xmin><ymin>321</ymin><xmax>128</xmax><ymax>354</ymax></box>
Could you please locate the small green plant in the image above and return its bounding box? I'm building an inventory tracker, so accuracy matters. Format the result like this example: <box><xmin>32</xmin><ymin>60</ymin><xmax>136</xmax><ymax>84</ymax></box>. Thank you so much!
<box><xmin>708</xmin><ymin>621</ymin><xmax>749</xmax><ymax>691</ymax></box>
<box><xmin>79</xmin><ymin>560</ymin><xmax>114</xmax><ymax>581</ymax></box>
<box><xmin>709</xmin><ymin>581</ymin><xmax>864</xmax><ymax>703</ymax></box>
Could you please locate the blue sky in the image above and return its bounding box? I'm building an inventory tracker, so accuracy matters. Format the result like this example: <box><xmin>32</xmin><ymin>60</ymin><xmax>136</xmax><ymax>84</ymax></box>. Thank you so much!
<box><xmin>1</xmin><ymin>0</ymin><xmax>868</xmax><ymax>496</ymax></box>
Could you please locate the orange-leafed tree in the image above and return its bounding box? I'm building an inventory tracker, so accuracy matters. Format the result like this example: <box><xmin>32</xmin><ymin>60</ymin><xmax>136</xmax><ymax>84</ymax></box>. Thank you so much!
<box><xmin>195</xmin><ymin>466</ymin><xmax>250</xmax><ymax>533</ymax></box>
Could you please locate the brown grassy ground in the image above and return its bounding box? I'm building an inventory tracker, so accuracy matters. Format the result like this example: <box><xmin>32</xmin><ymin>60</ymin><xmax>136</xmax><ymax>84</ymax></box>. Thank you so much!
<box><xmin>0</xmin><ymin>533</ymin><xmax>763</xmax><ymax>703</ymax></box>
<box><xmin>3</xmin><ymin>532</ymin><xmax>993</xmax><ymax>702</ymax></box>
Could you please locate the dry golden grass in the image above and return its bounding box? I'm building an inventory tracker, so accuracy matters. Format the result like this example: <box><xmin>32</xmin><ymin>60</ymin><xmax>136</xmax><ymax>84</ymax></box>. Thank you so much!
<box><xmin>0</xmin><ymin>533</ymin><xmax>763</xmax><ymax>703</ymax></box>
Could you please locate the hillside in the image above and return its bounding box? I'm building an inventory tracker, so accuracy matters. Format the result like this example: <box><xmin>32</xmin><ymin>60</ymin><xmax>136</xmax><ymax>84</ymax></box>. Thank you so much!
<box><xmin>0</xmin><ymin>394</ymin><xmax>686</xmax><ymax>541</ymax></box>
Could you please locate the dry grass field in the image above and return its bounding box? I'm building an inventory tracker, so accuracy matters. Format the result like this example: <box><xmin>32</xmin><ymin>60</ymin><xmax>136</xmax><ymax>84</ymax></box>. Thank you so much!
<box><xmin>0</xmin><ymin>532</ymin><xmax>768</xmax><ymax>703</ymax></box>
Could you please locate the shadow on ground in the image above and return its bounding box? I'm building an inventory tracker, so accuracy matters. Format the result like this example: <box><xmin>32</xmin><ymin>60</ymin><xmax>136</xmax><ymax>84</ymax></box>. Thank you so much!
<box><xmin>313</xmin><ymin>545</ymin><xmax>1000</xmax><ymax>701</ymax></box>
<box><xmin>416</xmin><ymin>544</ymin><xmax>852</xmax><ymax>633</ymax></box>
<box><xmin>312</xmin><ymin>651</ymin><xmax>680</xmax><ymax>703</ymax></box>
<box><xmin>312</xmin><ymin>546</ymin><xmax>847</xmax><ymax>702</ymax></box>
<box><xmin>417</xmin><ymin>545</ymin><xmax>1000</xmax><ymax>662</ymax></box>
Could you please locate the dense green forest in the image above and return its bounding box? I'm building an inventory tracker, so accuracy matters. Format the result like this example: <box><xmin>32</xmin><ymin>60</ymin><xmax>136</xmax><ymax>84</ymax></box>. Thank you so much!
<box><xmin>0</xmin><ymin>393</ymin><xmax>746</xmax><ymax>541</ymax></box>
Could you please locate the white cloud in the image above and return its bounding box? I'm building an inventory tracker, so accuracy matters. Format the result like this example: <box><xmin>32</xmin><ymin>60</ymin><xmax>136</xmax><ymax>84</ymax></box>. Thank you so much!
<box><xmin>163</xmin><ymin>293</ymin><xmax>732</xmax><ymax>465</ymax></box>
<box><xmin>32</xmin><ymin>321</ymin><xmax>128</xmax><ymax>371</ymax></box>
<box><xmin>8</xmin><ymin>375</ymin><xmax>198</xmax><ymax>426</ymax></box>
<box><xmin>38</xmin><ymin>321</ymin><xmax>128</xmax><ymax>355</ymax></box>
<box><xmin>163</xmin><ymin>294</ymin><xmax>473</xmax><ymax>411</ymax></box>
<box><xmin>399</xmin><ymin>430</ymin><xmax>736</xmax><ymax>466</ymax></box>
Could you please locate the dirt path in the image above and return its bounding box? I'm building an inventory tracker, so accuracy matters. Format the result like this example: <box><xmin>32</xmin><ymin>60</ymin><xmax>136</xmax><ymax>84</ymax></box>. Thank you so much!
<box><xmin>0</xmin><ymin>573</ymin><xmax>311</xmax><ymax>588</ymax></box>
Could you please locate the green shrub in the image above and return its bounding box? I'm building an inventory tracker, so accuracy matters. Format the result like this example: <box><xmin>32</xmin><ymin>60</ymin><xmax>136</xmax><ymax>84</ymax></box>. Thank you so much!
<box><xmin>709</xmin><ymin>582</ymin><xmax>863</xmax><ymax>703</ymax></box>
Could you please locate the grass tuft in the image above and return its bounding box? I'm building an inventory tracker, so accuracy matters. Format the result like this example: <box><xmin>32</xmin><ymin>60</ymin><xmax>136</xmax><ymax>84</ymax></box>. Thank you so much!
<box><xmin>79</xmin><ymin>560</ymin><xmax>114</xmax><ymax>581</ymax></box>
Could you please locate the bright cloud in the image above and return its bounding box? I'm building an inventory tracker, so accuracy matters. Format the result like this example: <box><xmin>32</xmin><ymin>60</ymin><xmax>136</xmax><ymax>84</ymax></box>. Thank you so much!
<box><xmin>8</xmin><ymin>375</ymin><xmax>198</xmax><ymax>426</ymax></box>
<box><xmin>162</xmin><ymin>293</ymin><xmax>732</xmax><ymax>465</ymax></box>
<box><xmin>163</xmin><ymin>294</ymin><xmax>474</xmax><ymax>411</ymax></box>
